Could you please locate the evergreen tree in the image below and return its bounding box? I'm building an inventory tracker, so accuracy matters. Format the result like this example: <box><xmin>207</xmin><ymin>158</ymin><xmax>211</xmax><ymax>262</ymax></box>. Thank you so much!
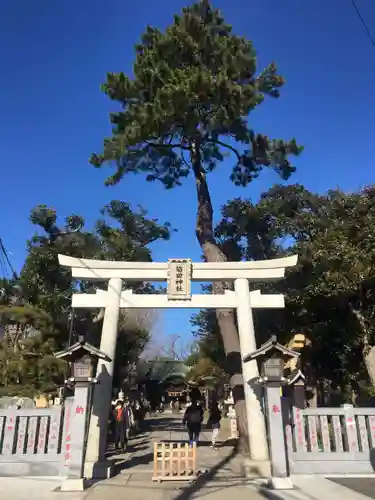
<box><xmin>0</xmin><ymin>202</ymin><xmax>171</xmax><ymax>397</ymax></box>
<box><xmin>90</xmin><ymin>1</ymin><xmax>302</xmax><ymax>445</ymax></box>
<box><xmin>216</xmin><ymin>184</ymin><xmax>375</xmax><ymax>404</ymax></box>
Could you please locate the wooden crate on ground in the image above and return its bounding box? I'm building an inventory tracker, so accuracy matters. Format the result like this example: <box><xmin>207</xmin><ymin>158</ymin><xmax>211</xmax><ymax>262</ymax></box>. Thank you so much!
<box><xmin>152</xmin><ymin>442</ymin><xmax>197</xmax><ymax>482</ymax></box>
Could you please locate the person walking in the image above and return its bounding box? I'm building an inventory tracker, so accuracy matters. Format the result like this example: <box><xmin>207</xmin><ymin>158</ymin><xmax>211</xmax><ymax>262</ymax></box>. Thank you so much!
<box><xmin>183</xmin><ymin>400</ymin><xmax>204</xmax><ymax>447</ymax></box>
<box><xmin>207</xmin><ymin>402</ymin><xmax>222</xmax><ymax>450</ymax></box>
<box><xmin>133</xmin><ymin>400</ymin><xmax>144</xmax><ymax>431</ymax></box>
<box><xmin>126</xmin><ymin>398</ymin><xmax>135</xmax><ymax>436</ymax></box>
<box><xmin>172</xmin><ymin>400</ymin><xmax>178</xmax><ymax>414</ymax></box>
<box><xmin>113</xmin><ymin>399</ymin><xmax>132</xmax><ymax>452</ymax></box>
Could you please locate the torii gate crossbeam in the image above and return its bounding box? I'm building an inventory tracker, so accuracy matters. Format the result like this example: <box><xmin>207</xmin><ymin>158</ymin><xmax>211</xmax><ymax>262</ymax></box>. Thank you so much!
<box><xmin>71</xmin><ymin>289</ymin><xmax>285</xmax><ymax>309</ymax></box>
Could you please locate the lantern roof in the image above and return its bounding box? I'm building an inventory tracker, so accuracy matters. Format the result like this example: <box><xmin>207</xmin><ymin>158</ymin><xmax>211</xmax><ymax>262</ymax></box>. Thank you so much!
<box><xmin>288</xmin><ymin>369</ymin><xmax>305</xmax><ymax>385</ymax></box>
<box><xmin>54</xmin><ymin>335</ymin><xmax>111</xmax><ymax>362</ymax></box>
<box><xmin>243</xmin><ymin>335</ymin><xmax>300</xmax><ymax>363</ymax></box>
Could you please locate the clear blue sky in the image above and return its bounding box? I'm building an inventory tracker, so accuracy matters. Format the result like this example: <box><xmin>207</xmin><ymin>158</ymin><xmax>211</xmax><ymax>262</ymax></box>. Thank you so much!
<box><xmin>1</xmin><ymin>0</ymin><xmax>375</xmax><ymax>344</ymax></box>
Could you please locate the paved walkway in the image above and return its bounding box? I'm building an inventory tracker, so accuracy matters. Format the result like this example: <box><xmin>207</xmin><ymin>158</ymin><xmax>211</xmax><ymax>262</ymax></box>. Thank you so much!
<box><xmin>107</xmin><ymin>413</ymin><xmax>246</xmax><ymax>479</ymax></box>
<box><xmin>328</xmin><ymin>477</ymin><xmax>375</xmax><ymax>498</ymax></box>
<box><xmin>85</xmin><ymin>413</ymin><xmax>264</xmax><ymax>500</ymax></box>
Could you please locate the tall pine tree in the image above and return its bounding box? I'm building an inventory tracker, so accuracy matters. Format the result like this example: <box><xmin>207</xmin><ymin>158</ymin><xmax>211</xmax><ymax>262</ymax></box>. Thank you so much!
<box><xmin>91</xmin><ymin>0</ymin><xmax>302</xmax><ymax>447</ymax></box>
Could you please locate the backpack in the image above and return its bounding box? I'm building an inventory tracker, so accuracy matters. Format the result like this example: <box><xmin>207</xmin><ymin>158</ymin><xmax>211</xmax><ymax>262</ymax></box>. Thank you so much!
<box><xmin>188</xmin><ymin>407</ymin><xmax>202</xmax><ymax>424</ymax></box>
<box><xmin>208</xmin><ymin>408</ymin><xmax>221</xmax><ymax>424</ymax></box>
<box><xmin>212</xmin><ymin>408</ymin><xmax>221</xmax><ymax>421</ymax></box>
<box><xmin>116</xmin><ymin>407</ymin><xmax>123</xmax><ymax>421</ymax></box>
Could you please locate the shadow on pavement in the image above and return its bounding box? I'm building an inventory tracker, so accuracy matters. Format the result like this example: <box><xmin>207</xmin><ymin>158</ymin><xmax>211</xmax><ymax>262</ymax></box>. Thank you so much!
<box><xmin>156</xmin><ymin>426</ymin><xmax>184</xmax><ymax>431</ymax></box>
<box><xmin>168</xmin><ymin>447</ymin><xmax>239</xmax><ymax>500</ymax></box>
<box><xmin>328</xmin><ymin>477</ymin><xmax>375</xmax><ymax>499</ymax></box>
<box><xmin>106</xmin><ymin>439</ymin><xmax>150</xmax><ymax>457</ymax></box>
<box><xmin>111</xmin><ymin>445</ymin><xmax>150</xmax><ymax>459</ymax></box>
<box><xmin>114</xmin><ymin>451</ymin><xmax>154</xmax><ymax>473</ymax></box>
<box><xmin>159</xmin><ymin>439</ymin><xmax>214</xmax><ymax>447</ymax></box>
<box><xmin>147</xmin><ymin>417</ymin><xmax>178</xmax><ymax>425</ymax></box>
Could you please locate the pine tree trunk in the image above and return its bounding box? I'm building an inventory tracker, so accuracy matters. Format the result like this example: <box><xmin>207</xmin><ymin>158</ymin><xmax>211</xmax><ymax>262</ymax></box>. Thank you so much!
<box><xmin>363</xmin><ymin>346</ymin><xmax>375</xmax><ymax>388</ymax></box>
<box><xmin>351</xmin><ymin>306</ymin><xmax>375</xmax><ymax>389</ymax></box>
<box><xmin>191</xmin><ymin>141</ymin><xmax>249</xmax><ymax>452</ymax></box>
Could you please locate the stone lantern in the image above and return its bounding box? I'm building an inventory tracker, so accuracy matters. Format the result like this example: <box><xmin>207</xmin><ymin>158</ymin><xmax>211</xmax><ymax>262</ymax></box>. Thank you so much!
<box><xmin>244</xmin><ymin>335</ymin><xmax>300</xmax><ymax>491</ymax></box>
<box><xmin>244</xmin><ymin>335</ymin><xmax>298</xmax><ymax>385</ymax></box>
<box><xmin>54</xmin><ymin>335</ymin><xmax>110</xmax><ymax>491</ymax></box>
<box><xmin>55</xmin><ymin>335</ymin><xmax>109</xmax><ymax>386</ymax></box>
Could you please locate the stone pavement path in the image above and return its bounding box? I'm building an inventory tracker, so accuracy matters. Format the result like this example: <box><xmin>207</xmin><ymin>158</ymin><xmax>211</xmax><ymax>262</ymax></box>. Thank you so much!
<box><xmin>84</xmin><ymin>413</ymin><xmax>264</xmax><ymax>500</ymax></box>
<box><xmin>0</xmin><ymin>477</ymin><xmax>84</xmax><ymax>500</ymax></box>
<box><xmin>328</xmin><ymin>477</ymin><xmax>375</xmax><ymax>499</ymax></box>
<box><xmin>107</xmin><ymin>413</ymin><xmax>246</xmax><ymax>479</ymax></box>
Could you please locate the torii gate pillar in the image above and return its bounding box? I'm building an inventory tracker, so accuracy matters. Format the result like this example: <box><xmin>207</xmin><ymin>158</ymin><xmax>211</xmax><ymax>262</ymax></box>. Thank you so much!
<box><xmin>235</xmin><ymin>278</ymin><xmax>268</xmax><ymax>461</ymax></box>
<box><xmin>84</xmin><ymin>277</ymin><xmax>122</xmax><ymax>478</ymax></box>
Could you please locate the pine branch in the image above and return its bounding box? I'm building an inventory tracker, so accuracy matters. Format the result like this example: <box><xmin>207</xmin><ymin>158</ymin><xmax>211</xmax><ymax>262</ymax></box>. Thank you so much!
<box><xmin>145</xmin><ymin>141</ymin><xmax>190</xmax><ymax>151</ymax></box>
<box><xmin>211</xmin><ymin>139</ymin><xmax>241</xmax><ymax>162</ymax></box>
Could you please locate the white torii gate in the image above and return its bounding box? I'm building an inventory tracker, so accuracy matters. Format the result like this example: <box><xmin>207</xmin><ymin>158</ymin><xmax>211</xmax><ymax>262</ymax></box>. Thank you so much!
<box><xmin>58</xmin><ymin>254</ymin><xmax>298</xmax><ymax>478</ymax></box>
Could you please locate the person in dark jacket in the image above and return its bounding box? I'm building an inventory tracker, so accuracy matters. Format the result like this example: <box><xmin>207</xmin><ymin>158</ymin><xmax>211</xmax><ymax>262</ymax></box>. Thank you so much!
<box><xmin>113</xmin><ymin>400</ymin><xmax>132</xmax><ymax>452</ymax></box>
<box><xmin>207</xmin><ymin>402</ymin><xmax>222</xmax><ymax>449</ymax></box>
<box><xmin>183</xmin><ymin>400</ymin><xmax>204</xmax><ymax>446</ymax></box>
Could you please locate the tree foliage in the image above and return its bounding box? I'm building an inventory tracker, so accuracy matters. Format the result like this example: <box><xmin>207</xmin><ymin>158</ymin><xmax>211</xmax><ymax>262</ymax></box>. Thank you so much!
<box><xmin>186</xmin><ymin>356</ymin><xmax>227</xmax><ymax>387</ymax></box>
<box><xmin>0</xmin><ymin>336</ymin><xmax>66</xmax><ymax>397</ymax></box>
<box><xmin>90</xmin><ymin>1</ymin><xmax>301</xmax><ymax>189</ymax></box>
<box><xmin>191</xmin><ymin>306</ymin><xmax>226</xmax><ymax>368</ymax></box>
<box><xmin>195</xmin><ymin>183</ymin><xmax>375</xmax><ymax>404</ymax></box>
<box><xmin>0</xmin><ymin>201</ymin><xmax>171</xmax><ymax>397</ymax></box>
